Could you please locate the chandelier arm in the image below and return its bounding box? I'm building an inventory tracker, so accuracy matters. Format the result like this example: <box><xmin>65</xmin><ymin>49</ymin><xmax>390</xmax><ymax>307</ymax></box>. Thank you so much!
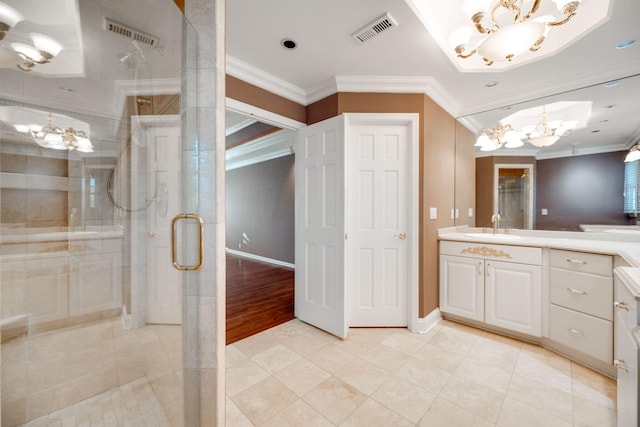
<box><xmin>521</xmin><ymin>0</ymin><xmax>542</xmax><ymax>22</ymax></box>
<box><xmin>471</xmin><ymin>12</ymin><xmax>490</xmax><ymax>34</ymax></box>
<box><xmin>546</xmin><ymin>13</ymin><xmax>576</xmax><ymax>27</ymax></box>
<box><xmin>455</xmin><ymin>46</ymin><xmax>477</xmax><ymax>59</ymax></box>
<box><xmin>529</xmin><ymin>36</ymin><xmax>545</xmax><ymax>52</ymax></box>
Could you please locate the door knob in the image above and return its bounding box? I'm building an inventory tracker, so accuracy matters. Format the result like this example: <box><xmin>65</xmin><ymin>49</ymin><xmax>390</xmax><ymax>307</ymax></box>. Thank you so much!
<box><xmin>146</xmin><ymin>231</ymin><xmax>156</xmax><ymax>238</ymax></box>
<box><xmin>397</xmin><ymin>232</ymin><xmax>407</xmax><ymax>240</ymax></box>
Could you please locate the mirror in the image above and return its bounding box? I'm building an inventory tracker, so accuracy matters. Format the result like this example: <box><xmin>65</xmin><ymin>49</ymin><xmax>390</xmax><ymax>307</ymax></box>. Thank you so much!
<box><xmin>455</xmin><ymin>73</ymin><xmax>640</xmax><ymax>231</ymax></box>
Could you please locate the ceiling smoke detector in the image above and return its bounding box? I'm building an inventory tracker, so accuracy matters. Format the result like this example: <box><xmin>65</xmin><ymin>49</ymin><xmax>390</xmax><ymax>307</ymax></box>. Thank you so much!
<box><xmin>351</xmin><ymin>13</ymin><xmax>398</xmax><ymax>43</ymax></box>
<box><xmin>103</xmin><ymin>18</ymin><xmax>159</xmax><ymax>47</ymax></box>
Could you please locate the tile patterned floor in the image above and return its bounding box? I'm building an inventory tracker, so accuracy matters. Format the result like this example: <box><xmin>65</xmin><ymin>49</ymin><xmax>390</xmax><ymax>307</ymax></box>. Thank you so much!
<box><xmin>226</xmin><ymin>319</ymin><xmax>617</xmax><ymax>427</ymax></box>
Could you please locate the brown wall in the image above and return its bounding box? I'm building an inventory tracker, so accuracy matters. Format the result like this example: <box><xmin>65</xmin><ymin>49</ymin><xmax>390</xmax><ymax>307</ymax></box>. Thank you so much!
<box><xmin>536</xmin><ymin>151</ymin><xmax>628</xmax><ymax>230</ymax></box>
<box><xmin>226</xmin><ymin>76</ymin><xmax>306</xmax><ymax>123</ymax></box>
<box><xmin>226</xmin><ymin>155</ymin><xmax>295</xmax><ymax>263</ymax></box>
<box><xmin>475</xmin><ymin>156</ymin><xmax>536</xmax><ymax>228</ymax></box>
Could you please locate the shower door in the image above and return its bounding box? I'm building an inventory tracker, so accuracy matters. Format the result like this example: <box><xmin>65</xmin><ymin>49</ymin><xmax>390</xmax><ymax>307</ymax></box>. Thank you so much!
<box><xmin>0</xmin><ymin>1</ymin><xmax>206</xmax><ymax>425</ymax></box>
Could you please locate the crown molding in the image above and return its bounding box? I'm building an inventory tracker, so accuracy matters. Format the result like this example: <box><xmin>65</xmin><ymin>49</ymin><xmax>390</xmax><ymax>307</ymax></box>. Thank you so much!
<box><xmin>226</xmin><ymin>55</ymin><xmax>308</xmax><ymax>105</ymax></box>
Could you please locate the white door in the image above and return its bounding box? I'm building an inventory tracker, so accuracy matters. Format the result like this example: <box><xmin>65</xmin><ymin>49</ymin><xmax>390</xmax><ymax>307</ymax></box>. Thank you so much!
<box><xmin>347</xmin><ymin>119</ymin><xmax>410</xmax><ymax>326</ymax></box>
<box><xmin>439</xmin><ymin>254</ymin><xmax>485</xmax><ymax>322</ymax></box>
<box><xmin>485</xmin><ymin>260</ymin><xmax>541</xmax><ymax>336</ymax></box>
<box><xmin>295</xmin><ymin>115</ymin><xmax>347</xmax><ymax>338</ymax></box>
<box><xmin>143</xmin><ymin>117</ymin><xmax>182</xmax><ymax>324</ymax></box>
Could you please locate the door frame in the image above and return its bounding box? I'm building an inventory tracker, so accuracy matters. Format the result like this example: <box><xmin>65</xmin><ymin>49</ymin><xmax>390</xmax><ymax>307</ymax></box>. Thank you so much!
<box><xmin>343</xmin><ymin>113</ymin><xmax>419</xmax><ymax>332</ymax></box>
<box><xmin>493</xmin><ymin>163</ymin><xmax>535</xmax><ymax>230</ymax></box>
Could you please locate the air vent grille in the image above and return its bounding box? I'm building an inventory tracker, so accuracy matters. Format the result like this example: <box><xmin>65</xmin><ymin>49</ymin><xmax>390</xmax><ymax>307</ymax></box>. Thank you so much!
<box><xmin>104</xmin><ymin>18</ymin><xmax>159</xmax><ymax>46</ymax></box>
<box><xmin>352</xmin><ymin>13</ymin><xmax>398</xmax><ymax>43</ymax></box>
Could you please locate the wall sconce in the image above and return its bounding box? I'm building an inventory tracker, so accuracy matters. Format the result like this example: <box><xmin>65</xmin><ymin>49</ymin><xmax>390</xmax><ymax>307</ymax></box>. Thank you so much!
<box><xmin>0</xmin><ymin>1</ymin><xmax>23</xmax><ymax>40</ymax></box>
<box><xmin>0</xmin><ymin>2</ymin><xmax>63</xmax><ymax>71</ymax></box>
<box><xmin>625</xmin><ymin>144</ymin><xmax>640</xmax><ymax>163</ymax></box>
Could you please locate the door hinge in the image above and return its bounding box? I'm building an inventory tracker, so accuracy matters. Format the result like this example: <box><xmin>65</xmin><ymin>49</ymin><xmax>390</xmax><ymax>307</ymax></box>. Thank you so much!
<box><xmin>345</xmin><ymin>233</ymin><xmax>348</xmax><ymax>240</ymax></box>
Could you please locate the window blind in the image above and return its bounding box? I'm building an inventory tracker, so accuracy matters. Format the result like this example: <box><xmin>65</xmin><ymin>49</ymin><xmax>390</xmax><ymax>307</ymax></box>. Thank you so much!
<box><xmin>624</xmin><ymin>160</ymin><xmax>640</xmax><ymax>214</ymax></box>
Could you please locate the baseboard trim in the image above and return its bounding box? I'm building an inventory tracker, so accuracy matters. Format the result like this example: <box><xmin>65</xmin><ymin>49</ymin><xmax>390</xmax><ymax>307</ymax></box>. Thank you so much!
<box><xmin>226</xmin><ymin>248</ymin><xmax>295</xmax><ymax>269</ymax></box>
<box><xmin>415</xmin><ymin>308</ymin><xmax>442</xmax><ymax>334</ymax></box>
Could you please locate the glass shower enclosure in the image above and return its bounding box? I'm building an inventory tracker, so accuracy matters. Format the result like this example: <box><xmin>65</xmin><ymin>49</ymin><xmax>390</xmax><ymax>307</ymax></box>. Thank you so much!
<box><xmin>0</xmin><ymin>1</ymin><xmax>199</xmax><ymax>425</ymax></box>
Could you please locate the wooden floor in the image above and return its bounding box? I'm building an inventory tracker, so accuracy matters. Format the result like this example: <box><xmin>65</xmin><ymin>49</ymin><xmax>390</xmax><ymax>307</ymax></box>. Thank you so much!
<box><xmin>226</xmin><ymin>254</ymin><xmax>295</xmax><ymax>345</ymax></box>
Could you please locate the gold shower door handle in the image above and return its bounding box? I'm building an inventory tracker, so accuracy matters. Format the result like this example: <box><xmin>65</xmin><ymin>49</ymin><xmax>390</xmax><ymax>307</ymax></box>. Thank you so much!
<box><xmin>171</xmin><ymin>214</ymin><xmax>204</xmax><ymax>271</ymax></box>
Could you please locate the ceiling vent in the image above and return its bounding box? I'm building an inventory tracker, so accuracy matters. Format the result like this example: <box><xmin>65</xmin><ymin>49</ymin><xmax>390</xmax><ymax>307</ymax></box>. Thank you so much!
<box><xmin>351</xmin><ymin>13</ymin><xmax>398</xmax><ymax>43</ymax></box>
<box><xmin>104</xmin><ymin>18</ymin><xmax>160</xmax><ymax>47</ymax></box>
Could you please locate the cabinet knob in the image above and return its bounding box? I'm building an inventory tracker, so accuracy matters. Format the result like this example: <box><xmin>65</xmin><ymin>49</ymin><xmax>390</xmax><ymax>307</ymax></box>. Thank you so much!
<box><xmin>567</xmin><ymin>327</ymin><xmax>586</xmax><ymax>337</ymax></box>
<box><xmin>614</xmin><ymin>301</ymin><xmax>629</xmax><ymax>311</ymax></box>
<box><xmin>614</xmin><ymin>359</ymin><xmax>629</xmax><ymax>373</ymax></box>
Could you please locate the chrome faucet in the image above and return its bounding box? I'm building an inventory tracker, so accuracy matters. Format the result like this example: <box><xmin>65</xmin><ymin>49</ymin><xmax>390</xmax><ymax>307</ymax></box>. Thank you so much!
<box><xmin>491</xmin><ymin>213</ymin><xmax>501</xmax><ymax>234</ymax></box>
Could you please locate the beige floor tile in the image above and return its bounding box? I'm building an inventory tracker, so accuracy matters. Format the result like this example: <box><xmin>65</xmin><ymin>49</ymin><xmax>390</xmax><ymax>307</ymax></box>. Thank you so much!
<box><xmin>232</xmin><ymin>376</ymin><xmax>298</xmax><ymax>425</ymax></box>
<box><xmin>453</xmin><ymin>357</ymin><xmax>513</xmax><ymax>393</ymax></box>
<box><xmin>507</xmin><ymin>373</ymin><xmax>573</xmax><ymax>422</ymax></box>
<box><xmin>394</xmin><ymin>357</ymin><xmax>451</xmax><ymax>395</ymax></box>
<box><xmin>279</xmin><ymin>330</ymin><xmax>331</xmax><ymax>356</ymax></box>
<box><xmin>232</xmin><ymin>329</ymin><xmax>279</xmax><ymax>358</ymax></box>
<box><xmin>411</xmin><ymin>342</ymin><xmax>466</xmax><ymax>373</ymax></box>
<box><xmin>226</xmin><ymin>397</ymin><xmax>257</xmax><ymax>427</ymax></box>
<box><xmin>417</xmin><ymin>397</ymin><xmax>494</xmax><ymax>427</ymax></box>
<box><xmin>360</xmin><ymin>344</ymin><xmax>411</xmax><ymax>373</ymax></box>
<box><xmin>348</xmin><ymin>327</ymin><xmax>403</xmax><ymax>344</ymax></box>
<box><xmin>573</xmin><ymin>395</ymin><xmax>617</xmax><ymax>427</ymax></box>
<box><xmin>262</xmin><ymin>399</ymin><xmax>333</xmax><ymax>427</ymax></box>
<box><xmin>514</xmin><ymin>351</ymin><xmax>573</xmax><ymax>393</ymax></box>
<box><xmin>497</xmin><ymin>396</ymin><xmax>572</xmax><ymax>427</ymax></box>
<box><xmin>335</xmin><ymin>358</ymin><xmax>391</xmax><ymax>395</ymax></box>
<box><xmin>339</xmin><ymin>398</ymin><xmax>414</xmax><ymax>427</ymax></box>
<box><xmin>273</xmin><ymin>358</ymin><xmax>331</xmax><ymax>396</ymax></box>
<box><xmin>306</xmin><ymin>343</ymin><xmax>357</xmax><ymax>374</ymax></box>
<box><xmin>371</xmin><ymin>376</ymin><xmax>436</xmax><ymax>423</ymax></box>
<box><xmin>439</xmin><ymin>374</ymin><xmax>506</xmax><ymax>423</ymax></box>
<box><xmin>226</xmin><ymin>344</ymin><xmax>249</xmax><ymax>368</ymax></box>
<box><xmin>302</xmin><ymin>377</ymin><xmax>367</xmax><ymax>424</ymax></box>
<box><xmin>380</xmin><ymin>331</ymin><xmax>428</xmax><ymax>355</ymax></box>
<box><xmin>251</xmin><ymin>343</ymin><xmax>301</xmax><ymax>374</ymax></box>
<box><xmin>226</xmin><ymin>358</ymin><xmax>270</xmax><ymax>397</ymax></box>
<box><xmin>571</xmin><ymin>362</ymin><xmax>616</xmax><ymax>407</ymax></box>
<box><xmin>425</xmin><ymin>328</ymin><xmax>477</xmax><ymax>357</ymax></box>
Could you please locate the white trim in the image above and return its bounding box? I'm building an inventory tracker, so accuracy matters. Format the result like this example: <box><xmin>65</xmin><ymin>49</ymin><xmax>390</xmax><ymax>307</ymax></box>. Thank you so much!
<box><xmin>415</xmin><ymin>308</ymin><xmax>442</xmax><ymax>334</ymax></box>
<box><xmin>226</xmin><ymin>98</ymin><xmax>306</xmax><ymax>131</ymax></box>
<box><xmin>226</xmin><ymin>117</ymin><xmax>257</xmax><ymax>136</ymax></box>
<box><xmin>493</xmin><ymin>163</ymin><xmax>535</xmax><ymax>230</ymax></box>
<box><xmin>226</xmin><ymin>129</ymin><xmax>295</xmax><ymax>171</ymax></box>
<box><xmin>226</xmin><ymin>56</ymin><xmax>308</xmax><ymax>105</ymax></box>
<box><xmin>343</xmin><ymin>113</ymin><xmax>420</xmax><ymax>333</ymax></box>
<box><xmin>226</xmin><ymin>248</ymin><xmax>295</xmax><ymax>269</ymax></box>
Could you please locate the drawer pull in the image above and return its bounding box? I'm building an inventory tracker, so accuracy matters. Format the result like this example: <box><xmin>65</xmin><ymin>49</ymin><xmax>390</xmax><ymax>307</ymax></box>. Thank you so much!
<box><xmin>566</xmin><ymin>287</ymin><xmax>587</xmax><ymax>296</ymax></box>
<box><xmin>614</xmin><ymin>359</ymin><xmax>629</xmax><ymax>373</ymax></box>
<box><xmin>614</xmin><ymin>301</ymin><xmax>629</xmax><ymax>311</ymax></box>
<box><xmin>568</xmin><ymin>327</ymin><xmax>587</xmax><ymax>337</ymax></box>
<box><xmin>565</xmin><ymin>258</ymin><xmax>587</xmax><ymax>265</ymax></box>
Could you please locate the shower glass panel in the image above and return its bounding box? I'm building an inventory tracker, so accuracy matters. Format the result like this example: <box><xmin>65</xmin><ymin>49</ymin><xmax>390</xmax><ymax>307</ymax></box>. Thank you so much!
<box><xmin>497</xmin><ymin>168</ymin><xmax>532</xmax><ymax>230</ymax></box>
<box><xmin>0</xmin><ymin>1</ymin><xmax>197</xmax><ymax>425</ymax></box>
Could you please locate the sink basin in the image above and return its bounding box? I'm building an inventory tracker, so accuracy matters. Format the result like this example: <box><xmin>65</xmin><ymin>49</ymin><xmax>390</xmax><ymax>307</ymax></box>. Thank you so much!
<box><xmin>464</xmin><ymin>233</ymin><xmax>520</xmax><ymax>240</ymax></box>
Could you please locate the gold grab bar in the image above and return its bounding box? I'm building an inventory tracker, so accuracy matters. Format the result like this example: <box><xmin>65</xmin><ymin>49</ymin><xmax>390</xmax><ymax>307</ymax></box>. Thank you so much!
<box><xmin>171</xmin><ymin>214</ymin><xmax>204</xmax><ymax>271</ymax></box>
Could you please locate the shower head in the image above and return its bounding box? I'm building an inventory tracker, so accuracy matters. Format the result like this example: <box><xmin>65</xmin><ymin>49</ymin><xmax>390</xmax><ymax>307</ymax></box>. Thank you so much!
<box><xmin>118</xmin><ymin>41</ymin><xmax>164</xmax><ymax>71</ymax></box>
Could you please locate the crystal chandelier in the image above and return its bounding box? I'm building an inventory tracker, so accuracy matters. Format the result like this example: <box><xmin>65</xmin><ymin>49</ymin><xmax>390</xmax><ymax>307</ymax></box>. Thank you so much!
<box><xmin>475</xmin><ymin>123</ymin><xmax>521</xmax><ymax>151</ymax></box>
<box><xmin>451</xmin><ymin>0</ymin><xmax>582</xmax><ymax>65</ymax></box>
<box><xmin>520</xmin><ymin>107</ymin><xmax>577</xmax><ymax>148</ymax></box>
<box><xmin>14</xmin><ymin>114</ymin><xmax>94</xmax><ymax>153</ymax></box>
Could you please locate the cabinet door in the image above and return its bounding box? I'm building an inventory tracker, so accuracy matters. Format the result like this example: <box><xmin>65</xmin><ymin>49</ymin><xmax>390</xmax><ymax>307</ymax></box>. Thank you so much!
<box><xmin>485</xmin><ymin>260</ymin><xmax>541</xmax><ymax>337</ymax></box>
<box><xmin>439</xmin><ymin>255</ymin><xmax>484</xmax><ymax>321</ymax></box>
<box><xmin>615</xmin><ymin>310</ymin><xmax>639</xmax><ymax>427</ymax></box>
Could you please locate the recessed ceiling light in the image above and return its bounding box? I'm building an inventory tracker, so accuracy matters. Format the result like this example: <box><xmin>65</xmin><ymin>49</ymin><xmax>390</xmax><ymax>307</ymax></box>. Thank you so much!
<box><xmin>592</xmin><ymin>130</ymin><xmax>601</xmax><ymax>133</ymax></box>
<box><xmin>604</xmin><ymin>81</ymin><xmax>620</xmax><ymax>88</ymax></box>
<box><xmin>58</xmin><ymin>86</ymin><xmax>74</xmax><ymax>93</ymax></box>
<box><xmin>603</xmin><ymin>104</ymin><xmax>615</xmax><ymax>109</ymax></box>
<box><xmin>501</xmin><ymin>106</ymin><xmax>511</xmax><ymax>110</ymax></box>
<box><xmin>484</xmin><ymin>81</ymin><xmax>498</xmax><ymax>88</ymax></box>
<box><xmin>280</xmin><ymin>38</ymin><xmax>297</xmax><ymax>50</ymax></box>
<box><xmin>616</xmin><ymin>39</ymin><xmax>636</xmax><ymax>49</ymax></box>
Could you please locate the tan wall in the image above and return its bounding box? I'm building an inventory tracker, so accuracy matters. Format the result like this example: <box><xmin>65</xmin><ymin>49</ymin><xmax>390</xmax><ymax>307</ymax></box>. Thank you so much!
<box><xmin>226</xmin><ymin>75</ymin><xmax>307</xmax><ymax>123</ymax></box>
<box><xmin>455</xmin><ymin>122</ymin><xmax>476</xmax><ymax>227</ymax></box>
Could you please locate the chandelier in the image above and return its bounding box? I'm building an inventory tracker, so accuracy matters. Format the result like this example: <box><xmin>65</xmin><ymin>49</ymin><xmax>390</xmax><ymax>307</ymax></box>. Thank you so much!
<box><xmin>451</xmin><ymin>0</ymin><xmax>582</xmax><ymax>65</ymax></box>
<box><xmin>476</xmin><ymin>107</ymin><xmax>578</xmax><ymax>152</ymax></box>
<box><xmin>14</xmin><ymin>114</ymin><xmax>94</xmax><ymax>153</ymax></box>
<box><xmin>0</xmin><ymin>1</ymin><xmax>63</xmax><ymax>71</ymax></box>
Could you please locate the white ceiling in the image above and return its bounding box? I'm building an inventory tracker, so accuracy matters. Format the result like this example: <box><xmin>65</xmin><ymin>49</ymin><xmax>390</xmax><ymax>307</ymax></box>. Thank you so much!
<box><xmin>226</xmin><ymin>0</ymin><xmax>640</xmax><ymax>157</ymax></box>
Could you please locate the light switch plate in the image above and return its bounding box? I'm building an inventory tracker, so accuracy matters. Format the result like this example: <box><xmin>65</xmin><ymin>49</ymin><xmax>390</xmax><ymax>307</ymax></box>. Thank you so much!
<box><xmin>430</xmin><ymin>207</ymin><xmax>437</xmax><ymax>219</ymax></box>
<box><xmin>468</xmin><ymin>208</ymin><xmax>474</xmax><ymax>217</ymax></box>
<box><xmin>541</xmin><ymin>208</ymin><xmax>548</xmax><ymax>215</ymax></box>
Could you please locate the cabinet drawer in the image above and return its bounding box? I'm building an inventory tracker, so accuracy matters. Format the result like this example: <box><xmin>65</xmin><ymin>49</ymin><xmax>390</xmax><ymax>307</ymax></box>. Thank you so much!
<box><xmin>550</xmin><ymin>268</ymin><xmax>612</xmax><ymax>320</ymax></box>
<box><xmin>550</xmin><ymin>249</ymin><xmax>612</xmax><ymax>277</ymax></box>
<box><xmin>549</xmin><ymin>304</ymin><xmax>612</xmax><ymax>363</ymax></box>
<box><xmin>440</xmin><ymin>241</ymin><xmax>541</xmax><ymax>265</ymax></box>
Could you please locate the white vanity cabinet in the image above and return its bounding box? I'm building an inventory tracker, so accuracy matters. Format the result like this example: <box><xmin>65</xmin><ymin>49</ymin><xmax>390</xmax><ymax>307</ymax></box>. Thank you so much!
<box><xmin>613</xmin><ymin>267</ymin><xmax>639</xmax><ymax>427</ymax></box>
<box><xmin>549</xmin><ymin>249</ymin><xmax>613</xmax><ymax>363</ymax></box>
<box><xmin>439</xmin><ymin>241</ymin><xmax>542</xmax><ymax>337</ymax></box>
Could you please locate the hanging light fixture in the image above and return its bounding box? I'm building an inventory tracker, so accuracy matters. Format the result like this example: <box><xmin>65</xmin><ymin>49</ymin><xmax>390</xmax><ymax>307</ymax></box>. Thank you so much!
<box><xmin>14</xmin><ymin>114</ymin><xmax>94</xmax><ymax>153</ymax></box>
<box><xmin>11</xmin><ymin>32</ymin><xmax>63</xmax><ymax>71</ymax></box>
<box><xmin>520</xmin><ymin>106</ymin><xmax>578</xmax><ymax>148</ymax></box>
<box><xmin>0</xmin><ymin>1</ymin><xmax>22</xmax><ymax>40</ymax></box>
<box><xmin>475</xmin><ymin>123</ymin><xmax>522</xmax><ymax>151</ymax></box>
<box><xmin>625</xmin><ymin>144</ymin><xmax>640</xmax><ymax>163</ymax></box>
<box><xmin>451</xmin><ymin>0</ymin><xmax>582</xmax><ymax>65</ymax></box>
